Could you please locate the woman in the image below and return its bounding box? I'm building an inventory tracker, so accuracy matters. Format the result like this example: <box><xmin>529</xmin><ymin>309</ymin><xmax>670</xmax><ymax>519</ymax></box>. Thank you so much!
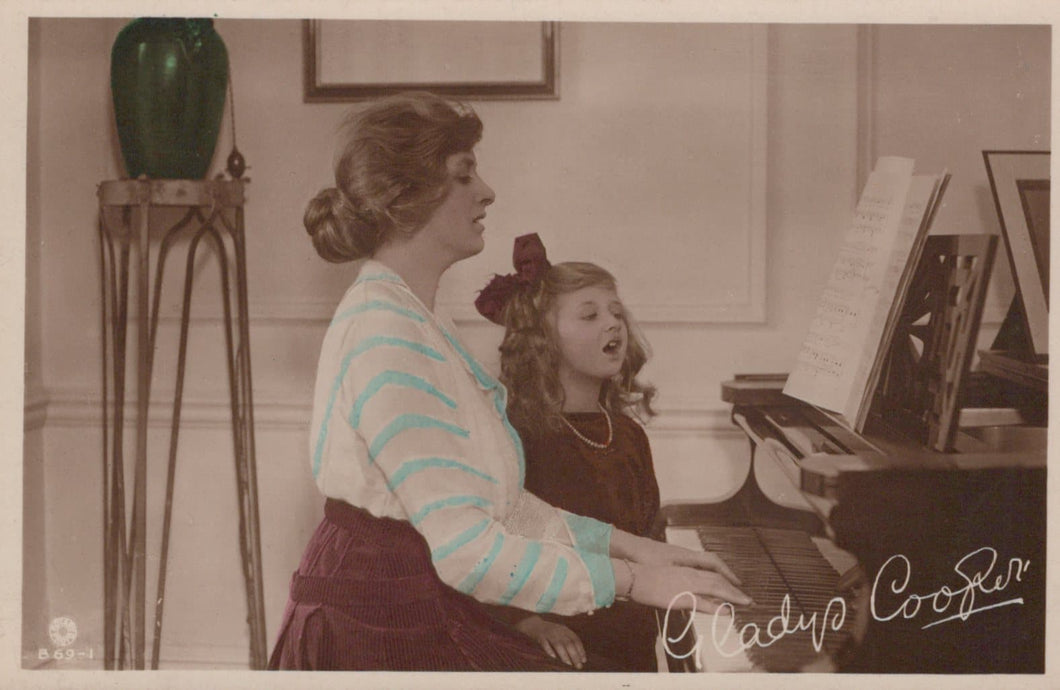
<box><xmin>268</xmin><ymin>92</ymin><xmax>749</xmax><ymax>671</ymax></box>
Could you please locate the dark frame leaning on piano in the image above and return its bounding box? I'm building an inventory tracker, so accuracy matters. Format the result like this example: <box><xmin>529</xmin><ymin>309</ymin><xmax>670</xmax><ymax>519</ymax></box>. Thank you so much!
<box><xmin>982</xmin><ymin>150</ymin><xmax>1050</xmax><ymax>360</ymax></box>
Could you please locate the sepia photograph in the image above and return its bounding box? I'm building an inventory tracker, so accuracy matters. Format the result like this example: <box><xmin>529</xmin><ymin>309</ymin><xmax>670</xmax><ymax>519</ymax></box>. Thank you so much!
<box><xmin>7</xmin><ymin>1</ymin><xmax>1056</xmax><ymax>688</ymax></box>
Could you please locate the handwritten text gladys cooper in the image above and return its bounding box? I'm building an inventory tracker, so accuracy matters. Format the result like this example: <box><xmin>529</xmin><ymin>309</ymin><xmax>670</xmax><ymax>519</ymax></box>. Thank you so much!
<box><xmin>662</xmin><ymin>545</ymin><xmax>1030</xmax><ymax>668</ymax></box>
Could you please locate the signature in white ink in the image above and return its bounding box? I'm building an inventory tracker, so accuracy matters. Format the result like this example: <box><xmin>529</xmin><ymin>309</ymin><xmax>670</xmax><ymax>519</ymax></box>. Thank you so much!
<box><xmin>661</xmin><ymin>590</ymin><xmax>847</xmax><ymax>668</ymax></box>
<box><xmin>871</xmin><ymin>546</ymin><xmax>1030</xmax><ymax>630</ymax></box>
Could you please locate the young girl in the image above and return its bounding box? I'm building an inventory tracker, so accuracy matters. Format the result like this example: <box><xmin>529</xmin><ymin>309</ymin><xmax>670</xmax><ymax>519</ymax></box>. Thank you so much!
<box><xmin>476</xmin><ymin>234</ymin><xmax>663</xmax><ymax>672</ymax></box>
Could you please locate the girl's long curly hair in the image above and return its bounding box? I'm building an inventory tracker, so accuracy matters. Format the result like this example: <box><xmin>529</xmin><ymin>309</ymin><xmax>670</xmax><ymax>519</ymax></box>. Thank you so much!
<box><xmin>498</xmin><ymin>261</ymin><xmax>656</xmax><ymax>435</ymax></box>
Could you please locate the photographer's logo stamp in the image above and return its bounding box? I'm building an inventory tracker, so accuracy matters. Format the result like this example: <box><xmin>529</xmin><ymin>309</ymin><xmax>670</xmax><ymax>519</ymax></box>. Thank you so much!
<box><xmin>36</xmin><ymin>615</ymin><xmax>94</xmax><ymax>663</ymax></box>
<box><xmin>48</xmin><ymin>616</ymin><xmax>77</xmax><ymax>648</ymax></box>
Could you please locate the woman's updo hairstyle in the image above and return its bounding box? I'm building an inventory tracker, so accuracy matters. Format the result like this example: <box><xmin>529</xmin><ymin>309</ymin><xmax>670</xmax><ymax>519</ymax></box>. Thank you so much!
<box><xmin>304</xmin><ymin>91</ymin><xmax>484</xmax><ymax>263</ymax></box>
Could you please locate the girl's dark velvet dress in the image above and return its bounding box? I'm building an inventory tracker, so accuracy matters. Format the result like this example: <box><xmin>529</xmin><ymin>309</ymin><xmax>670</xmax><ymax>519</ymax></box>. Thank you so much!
<box><xmin>510</xmin><ymin>411</ymin><xmax>662</xmax><ymax>672</ymax></box>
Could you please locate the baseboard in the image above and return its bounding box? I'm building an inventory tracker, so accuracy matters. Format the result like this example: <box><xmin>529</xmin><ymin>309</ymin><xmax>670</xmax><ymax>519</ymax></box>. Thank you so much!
<box><xmin>156</xmin><ymin>643</ymin><xmax>258</xmax><ymax>670</ymax></box>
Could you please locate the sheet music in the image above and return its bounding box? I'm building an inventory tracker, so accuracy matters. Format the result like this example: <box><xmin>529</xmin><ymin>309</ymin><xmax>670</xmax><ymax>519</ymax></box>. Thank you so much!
<box><xmin>783</xmin><ymin>157</ymin><xmax>916</xmax><ymax>416</ymax></box>
<box><xmin>848</xmin><ymin>173</ymin><xmax>945</xmax><ymax>426</ymax></box>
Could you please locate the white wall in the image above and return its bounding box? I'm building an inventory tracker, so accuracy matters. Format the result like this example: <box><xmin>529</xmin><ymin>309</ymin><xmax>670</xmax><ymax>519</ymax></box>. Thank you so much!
<box><xmin>868</xmin><ymin>24</ymin><xmax>1051</xmax><ymax>327</ymax></box>
<box><xmin>23</xmin><ymin>19</ymin><xmax>1049</xmax><ymax>668</ymax></box>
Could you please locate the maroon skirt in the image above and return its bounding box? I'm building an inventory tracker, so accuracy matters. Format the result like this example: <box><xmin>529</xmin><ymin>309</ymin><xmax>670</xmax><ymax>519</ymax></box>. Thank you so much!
<box><xmin>268</xmin><ymin>499</ymin><xmax>571</xmax><ymax>671</ymax></box>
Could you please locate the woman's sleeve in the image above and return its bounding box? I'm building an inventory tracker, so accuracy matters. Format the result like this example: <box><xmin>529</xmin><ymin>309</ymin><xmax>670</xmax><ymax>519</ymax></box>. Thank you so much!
<box><xmin>326</xmin><ymin>304</ymin><xmax>615</xmax><ymax>615</ymax></box>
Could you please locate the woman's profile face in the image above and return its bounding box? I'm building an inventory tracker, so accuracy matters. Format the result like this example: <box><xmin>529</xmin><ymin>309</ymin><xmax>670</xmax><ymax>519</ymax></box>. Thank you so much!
<box><xmin>417</xmin><ymin>151</ymin><xmax>495</xmax><ymax>264</ymax></box>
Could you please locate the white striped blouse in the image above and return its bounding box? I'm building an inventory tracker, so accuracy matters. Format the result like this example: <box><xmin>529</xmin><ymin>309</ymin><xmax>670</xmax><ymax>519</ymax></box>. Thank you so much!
<box><xmin>309</xmin><ymin>260</ymin><xmax>616</xmax><ymax>616</ymax></box>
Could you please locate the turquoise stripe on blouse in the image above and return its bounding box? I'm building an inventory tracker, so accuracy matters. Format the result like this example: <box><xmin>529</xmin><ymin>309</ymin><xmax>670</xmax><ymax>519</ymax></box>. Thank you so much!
<box><xmin>432</xmin><ymin>518</ymin><xmax>490</xmax><ymax>561</ymax></box>
<box><xmin>388</xmin><ymin>457</ymin><xmax>497</xmax><ymax>491</ymax></box>
<box><xmin>535</xmin><ymin>557</ymin><xmax>569</xmax><ymax>613</ymax></box>
<box><xmin>439</xmin><ymin>327</ymin><xmax>527</xmax><ymax>486</ymax></box>
<box><xmin>354</xmin><ymin>271</ymin><xmax>403</xmax><ymax>285</ymax></box>
<box><xmin>332</xmin><ymin>300</ymin><xmax>425</xmax><ymax>326</ymax></box>
<box><xmin>348</xmin><ymin>335</ymin><xmax>444</xmax><ymax>362</ymax></box>
<box><xmin>311</xmin><ymin>337</ymin><xmax>445</xmax><ymax>478</ymax></box>
<box><xmin>457</xmin><ymin>533</ymin><xmax>505</xmax><ymax>595</ymax></box>
<box><xmin>409</xmin><ymin>494</ymin><xmax>491</xmax><ymax>526</ymax></box>
<box><xmin>495</xmin><ymin>396</ymin><xmax>526</xmax><ymax>488</ymax></box>
<box><xmin>563</xmin><ymin>512</ymin><xmax>613</xmax><ymax>554</ymax></box>
<box><xmin>368</xmin><ymin>414</ymin><xmax>469</xmax><ymax>461</ymax></box>
<box><xmin>350</xmin><ymin>370</ymin><xmax>456</xmax><ymax>428</ymax></box>
<box><xmin>440</xmin><ymin>328</ymin><xmax>497</xmax><ymax>389</ymax></box>
<box><xmin>498</xmin><ymin>542</ymin><xmax>543</xmax><ymax>606</ymax></box>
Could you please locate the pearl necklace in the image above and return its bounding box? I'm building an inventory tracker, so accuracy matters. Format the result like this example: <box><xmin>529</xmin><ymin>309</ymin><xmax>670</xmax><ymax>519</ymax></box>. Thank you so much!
<box><xmin>560</xmin><ymin>403</ymin><xmax>613</xmax><ymax>450</ymax></box>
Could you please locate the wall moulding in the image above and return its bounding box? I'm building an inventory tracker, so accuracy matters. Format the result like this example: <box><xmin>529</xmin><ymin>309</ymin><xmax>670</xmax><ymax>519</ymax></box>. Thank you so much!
<box><xmin>133</xmin><ymin>293</ymin><xmax>769</xmax><ymax>329</ymax></box>
<box><xmin>35</xmin><ymin>387</ymin><xmax>313</xmax><ymax>431</ymax></box>
<box><xmin>32</xmin><ymin>387</ymin><xmax>735</xmax><ymax>434</ymax></box>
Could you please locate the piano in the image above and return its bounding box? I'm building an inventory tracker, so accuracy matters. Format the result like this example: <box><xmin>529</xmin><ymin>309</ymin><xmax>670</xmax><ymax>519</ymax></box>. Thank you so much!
<box><xmin>656</xmin><ymin>235</ymin><xmax>1048</xmax><ymax>674</ymax></box>
<box><xmin>658</xmin><ymin>375</ymin><xmax>1046</xmax><ymax>673</ymax></box>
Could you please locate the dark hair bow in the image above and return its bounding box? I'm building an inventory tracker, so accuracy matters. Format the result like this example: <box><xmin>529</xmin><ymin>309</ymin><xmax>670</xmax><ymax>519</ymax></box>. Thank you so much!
<box><xmin>475</xmin><ymin>233</ymin><xmax>551</xmax><ymax>325</ymax></box>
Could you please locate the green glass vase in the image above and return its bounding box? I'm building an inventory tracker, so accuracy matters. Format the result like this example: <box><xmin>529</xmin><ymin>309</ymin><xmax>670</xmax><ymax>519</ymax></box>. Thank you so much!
<box><xmin>110</xmin><ymin>18</ymin><xmax>228</xmax><ymax>179</ymax></box>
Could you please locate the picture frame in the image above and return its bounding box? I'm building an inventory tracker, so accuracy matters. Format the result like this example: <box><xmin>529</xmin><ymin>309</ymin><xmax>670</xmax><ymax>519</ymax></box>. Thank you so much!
<box><xmin>303</xmin><ymin>20</ymin><xmax>559</xmax><ymax>102</ymax></box>
<box><xmin>983</xmin><ymin>150</ymin><xmax>1050</xmax><ymax>357</ymax></box>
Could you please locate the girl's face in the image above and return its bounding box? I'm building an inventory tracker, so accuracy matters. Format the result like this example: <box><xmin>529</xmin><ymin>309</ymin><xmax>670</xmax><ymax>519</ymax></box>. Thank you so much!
<box><xmin>417</xmin><ymin>150</ymin><xmax>495</xmax><ymax>264</ymax></box>
<box><xmin>550</xmin><ymin>284</ymin><xmax>629</xmax><ymax>390</ymax></box>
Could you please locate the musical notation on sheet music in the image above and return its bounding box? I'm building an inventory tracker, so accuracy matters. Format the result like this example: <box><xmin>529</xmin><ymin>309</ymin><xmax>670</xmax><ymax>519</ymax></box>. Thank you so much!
<box><xmin>785</xmin><ymin>157</ymin><xmax>948</xmax><ymax>427</ymax></box>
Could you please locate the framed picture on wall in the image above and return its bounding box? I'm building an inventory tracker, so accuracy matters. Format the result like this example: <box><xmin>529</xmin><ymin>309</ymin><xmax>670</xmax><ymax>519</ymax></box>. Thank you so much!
<box><xmin>303</xmin><ymin>20</ymin><xmax>559</xmax><ymax>102</ymax></box>
<box><xmin>983</xmin><ymin>150</ymin><xmax>1050</xmax><ymax>358</ymax></box>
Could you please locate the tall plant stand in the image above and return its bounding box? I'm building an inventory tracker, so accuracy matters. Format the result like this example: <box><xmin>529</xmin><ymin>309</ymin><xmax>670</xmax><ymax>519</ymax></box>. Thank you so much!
<box><xmin>97</xmin><ymin>178</ymin><xmax>267</xmax><ymax>670</ymax></box>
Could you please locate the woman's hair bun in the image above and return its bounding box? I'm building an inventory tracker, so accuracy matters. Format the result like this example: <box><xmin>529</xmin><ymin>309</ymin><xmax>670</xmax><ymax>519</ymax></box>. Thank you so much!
<box><xmin>303</xmin><ymin>188</ymin><xmax>340</xmax><ymax>236</ymax></box>
<box><xmin>303</xmin><ymin>187</ymin><xmax>379</xmax><ymax>263</ymax></box>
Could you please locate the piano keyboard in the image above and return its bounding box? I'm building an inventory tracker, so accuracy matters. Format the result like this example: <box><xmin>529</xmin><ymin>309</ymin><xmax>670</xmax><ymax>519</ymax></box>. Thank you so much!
<box><xmin>665</xmin><ymin>526</ymin><xmax>857</xmax><ymax>672</ymax></box>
